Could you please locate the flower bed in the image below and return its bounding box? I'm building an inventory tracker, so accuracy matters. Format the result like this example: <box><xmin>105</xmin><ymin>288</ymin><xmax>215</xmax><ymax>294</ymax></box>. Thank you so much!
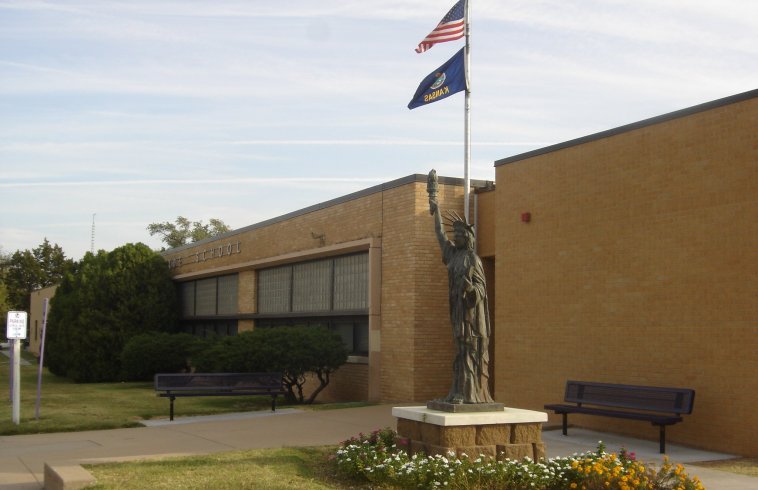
<box><xmin>335</xmin><ymin>428</ymin><xmax>705</xmax><ymax>489</ymax></box>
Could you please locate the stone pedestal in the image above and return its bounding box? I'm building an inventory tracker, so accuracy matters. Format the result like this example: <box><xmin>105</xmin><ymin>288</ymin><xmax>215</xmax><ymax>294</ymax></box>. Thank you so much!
<box><xmin>393</xmin><ymin>406</ymin><xmax>548</xmax><ymax>461</ymax></box>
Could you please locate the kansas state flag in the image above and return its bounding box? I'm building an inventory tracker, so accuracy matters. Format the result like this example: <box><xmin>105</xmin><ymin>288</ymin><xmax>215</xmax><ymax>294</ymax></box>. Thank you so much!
<box><xmin>408</xmin><ymin>48</ymin><xmax>467</xmax><ymax>110</ymax></box>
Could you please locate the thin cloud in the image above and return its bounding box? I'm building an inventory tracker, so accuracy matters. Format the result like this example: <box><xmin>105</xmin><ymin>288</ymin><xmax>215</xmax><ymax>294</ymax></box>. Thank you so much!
<box><xmin>225</xmin><ymin>140</ymin><xmax>548</xmax><ymax>146</ymax></box>
<box><xmin>0</xmin><ymin>177</ymin><xmax>391</xmax><ymax>189</ymax></box>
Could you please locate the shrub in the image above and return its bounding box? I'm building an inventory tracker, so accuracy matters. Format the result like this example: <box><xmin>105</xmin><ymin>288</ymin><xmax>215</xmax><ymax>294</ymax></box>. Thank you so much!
<box><xmin>194</xmin><ymin>326</ymin><xmax>348</xmax><ymax>404</ymax></box>
<box><xmin>121</xmin><ymin>332</ymin><xmax>207</xmax><ymax>381</ymax></box>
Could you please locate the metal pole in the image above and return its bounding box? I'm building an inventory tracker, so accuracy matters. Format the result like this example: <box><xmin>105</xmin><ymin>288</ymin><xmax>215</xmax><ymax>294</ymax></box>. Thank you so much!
<box><xmin>35</xmin><ymin>298</ymin><xmax>49</xmax><ymax>420</ymax></box>
<box><xmin>8</xmin><ymin>339</ymin><xmax>13</xmax><ymax>401</ymax></box>
<box><xmin>12</xmin><ymin>338</ymin><xmax>20</xmax><ymax>424</ymax></box>
<box><xmin>463</xmin><ymin>0</ymin><xmax>471</xmax><ymax>223</ymax></box>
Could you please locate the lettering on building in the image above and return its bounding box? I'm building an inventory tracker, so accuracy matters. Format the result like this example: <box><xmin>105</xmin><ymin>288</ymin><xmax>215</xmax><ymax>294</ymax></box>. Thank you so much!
<box><xmin>168</xmin><ymin>241</ymin><xmax>241</xmax><ymax>269</ymax></box>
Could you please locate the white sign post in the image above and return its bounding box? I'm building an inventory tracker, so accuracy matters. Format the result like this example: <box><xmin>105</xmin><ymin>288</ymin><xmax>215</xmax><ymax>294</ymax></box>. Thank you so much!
<box><xmin>7</xmin><ymin>311</ymin><xmax>28</xmax><ymax>425</ymax></box>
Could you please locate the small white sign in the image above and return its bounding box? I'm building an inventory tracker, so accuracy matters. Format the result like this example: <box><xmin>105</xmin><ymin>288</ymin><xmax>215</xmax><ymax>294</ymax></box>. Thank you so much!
<box><xmin>6</xmin><ymin>311</ymin><xmax>28</xmax><ymax>340</ymax></box>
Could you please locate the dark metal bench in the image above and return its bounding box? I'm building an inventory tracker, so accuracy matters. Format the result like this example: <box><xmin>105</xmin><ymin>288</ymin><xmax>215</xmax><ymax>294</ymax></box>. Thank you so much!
<box><xmin>154</xmin><ymin>372</ymin><xmax>286</xmax><ymax>421</ymax></box>
<box><xmin>544</xmin><ymin>380</ymin><xmax>695</xmax><ymax>453</ymax></box>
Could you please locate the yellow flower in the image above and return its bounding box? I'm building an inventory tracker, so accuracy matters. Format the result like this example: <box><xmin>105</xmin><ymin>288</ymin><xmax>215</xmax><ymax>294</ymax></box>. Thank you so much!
<box><xmin>570</xmin><ymin>484</ymin><xmax>577</xmax><ymax>489</ymax></box>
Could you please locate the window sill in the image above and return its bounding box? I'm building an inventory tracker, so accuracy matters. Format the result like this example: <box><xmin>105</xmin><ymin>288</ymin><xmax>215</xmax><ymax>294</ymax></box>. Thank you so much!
<box><xmin>347</xmin><ymin>355</ymin><xmax>369</xmax><ymax>365</ymax></box>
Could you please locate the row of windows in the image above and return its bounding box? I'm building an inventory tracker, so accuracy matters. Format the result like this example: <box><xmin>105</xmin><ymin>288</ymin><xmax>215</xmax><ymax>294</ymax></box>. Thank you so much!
<box><xmin>178</xmin><ymin>253</ymin><xmax>369</xmax><ymax>318</ymax></box>
<box><xmin>176</xmin><ymin>253</ymin><xmax>370</xmax><ymax>357</ymax></box>
<box><xmin>177</xmin><ymin>317</ymin><xmax>368</xmax><ymax>357</ymax></box>
<box><xmin>257</xmin><ymin>253</ymin><xmax>368</xmax><ymax>314</ymax></box>
<box><xmin>181</xmin><ymin>320</ymin><xmax>239</xmax><ymax>338</ymax></box>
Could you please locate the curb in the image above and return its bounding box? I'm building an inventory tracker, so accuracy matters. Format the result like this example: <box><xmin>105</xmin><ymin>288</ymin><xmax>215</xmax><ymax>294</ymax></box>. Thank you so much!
<box><xmin>44</xmin><ymin>462</ymin><xmax>96</xmax><ymax>490</ymax></box>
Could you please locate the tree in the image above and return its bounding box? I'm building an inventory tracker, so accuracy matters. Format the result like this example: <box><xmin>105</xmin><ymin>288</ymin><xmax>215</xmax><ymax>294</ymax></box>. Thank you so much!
<box><xmin>147</xmin><ymin>216</ymin><xmax>231</xmax><ymax>249</ymax></box>
<box><xmin>196</xmin><ymin>326</ymin><xmax>349</xmax><ymax>404</ymax></box>
<box><xmin>1</xmin><ymin>239</ymin><xmax>72</xmax><ymax>312</ymax></box>
<box><xmin>45</xmin><ymin>243</ymin><xmax>178</xmax><ymax>382</ymax></box>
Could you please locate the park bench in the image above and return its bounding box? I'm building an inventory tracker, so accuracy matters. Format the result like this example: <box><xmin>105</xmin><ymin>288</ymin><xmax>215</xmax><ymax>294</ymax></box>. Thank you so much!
<box><xmin>154</xmin><ymin>372</ymin><xmax>286</xmax><ymax>421</ymax></box>
<box><xmin>544</xmin><ymin>380</ymin><xmax>695</xmax><ymax>453</ymax></box>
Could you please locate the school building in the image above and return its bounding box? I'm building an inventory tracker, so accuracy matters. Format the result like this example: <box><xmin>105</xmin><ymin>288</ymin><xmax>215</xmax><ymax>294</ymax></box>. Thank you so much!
<box><xmin>92</xmin><ymin>88</ymin><xmax>756</xmax><ymax>457</ymax></box>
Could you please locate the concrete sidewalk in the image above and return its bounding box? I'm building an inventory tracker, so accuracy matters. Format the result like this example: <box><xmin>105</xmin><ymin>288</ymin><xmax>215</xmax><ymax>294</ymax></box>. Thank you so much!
<box><xmin>0</xmin><ymin>405</ymin><xmax>755</xmax><ymax>489</ymax></box>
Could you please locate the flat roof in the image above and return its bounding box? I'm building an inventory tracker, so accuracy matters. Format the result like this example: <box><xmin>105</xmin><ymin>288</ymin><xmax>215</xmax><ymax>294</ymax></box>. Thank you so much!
<box><xmin>495</xmin><ymin>88</ymin><xmax>758</xmax><ymax>167</ymax></box>
<box><xmin>163</xmin><ymin>173</ymin><xmax>493</xmax><ymax>255</ymax></box>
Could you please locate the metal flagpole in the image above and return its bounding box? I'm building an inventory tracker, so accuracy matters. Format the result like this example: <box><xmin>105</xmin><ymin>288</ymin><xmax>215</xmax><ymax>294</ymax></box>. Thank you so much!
<box><xmin>463</xmin><ymin>0</ymin><xmax>471</xmax><ymax>222</ymax></box>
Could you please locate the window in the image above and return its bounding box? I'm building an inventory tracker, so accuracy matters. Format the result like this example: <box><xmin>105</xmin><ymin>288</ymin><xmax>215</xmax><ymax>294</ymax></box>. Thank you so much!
<box><xmin>292</xmin><ymin>260</ymin><xmax>332</xmax><ymax>312</ymax></box>
<box><xmin>179</xmin><ymin>274</ymin><xmax>238</xmax><ymax>317</ymax></box>
<box><xmin>258</xmin><ymin>267</ymin><xmax>291</xmax><ymax>313</ymax></box>
<box><xmin>331</xmin><ymin>319</ymin><xmax>369</xmax><ymax>356</ymax></box>
<box><xmin>180</xmin><ymin>282</ymin><xmax>195</xmax><ymax>317</ymax></box>
<box><xmin>333</xmin><ymin>254</ymin><xmax>369</xmax><ymax>310</ymax></box>
<box><xmin>217</xmin><ymin>275</ymin><xmax>238</xmax><ymax>315</ymax></box>
<box><xmin>195</xmin><ymin>278</ymin><xmax>217</xmax><ymax>316</ymax></box>
<box><xmin>256</xmin><ymin>254</ymin><xmax>370</xmax><ymax>357</ymax></box>
<box><xmin>184</xmin><ymin>320</ymin><xmax>238</xmax><ymax>338</ymax></box>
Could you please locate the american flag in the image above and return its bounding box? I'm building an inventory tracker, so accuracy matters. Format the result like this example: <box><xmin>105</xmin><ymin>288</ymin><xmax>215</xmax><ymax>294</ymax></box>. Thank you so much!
<box><xmin>415</xmin><ymin>0</ymin><xmax>465</xmax><ymax>53</ymax></box>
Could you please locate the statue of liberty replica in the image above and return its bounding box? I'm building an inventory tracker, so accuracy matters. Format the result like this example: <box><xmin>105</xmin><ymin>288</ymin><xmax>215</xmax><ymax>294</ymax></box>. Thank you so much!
<box><xmin>426</xmin><ymin>169</ymin><xmax>502</xmax><ymax>412</ymax></box>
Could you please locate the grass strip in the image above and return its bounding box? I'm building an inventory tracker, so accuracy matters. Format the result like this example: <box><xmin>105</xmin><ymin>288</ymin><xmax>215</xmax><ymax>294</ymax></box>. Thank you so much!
<box><xmin>691</xmin><ymin>458</ymin><xmax>758</xmax><ymax>478</ymax></box>
<box><xmin>86</xmin><ymin>446</ymin><xmax>350</xmax><ymax>489</ymax></box>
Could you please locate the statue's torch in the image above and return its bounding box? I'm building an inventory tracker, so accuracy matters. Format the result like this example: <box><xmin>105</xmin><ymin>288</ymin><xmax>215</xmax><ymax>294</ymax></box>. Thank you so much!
<box><xmin>427</xmin><ymin>169</ymin><xmax>438</xmax><ymax>214</ymax></box>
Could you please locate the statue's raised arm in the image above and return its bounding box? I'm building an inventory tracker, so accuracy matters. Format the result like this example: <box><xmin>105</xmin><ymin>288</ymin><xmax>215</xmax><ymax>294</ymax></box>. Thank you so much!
<box><xmin>427</xmin><ymin>170</ymin><xmax>448</xmax><ymax>250</ymax></box>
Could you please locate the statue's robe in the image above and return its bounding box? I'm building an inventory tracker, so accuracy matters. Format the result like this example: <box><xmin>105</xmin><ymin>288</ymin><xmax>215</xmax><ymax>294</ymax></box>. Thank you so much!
<box><xmin>441</xmin><ymin>241</ymin><xmax>494</xmax><ymax>404</ymax></box>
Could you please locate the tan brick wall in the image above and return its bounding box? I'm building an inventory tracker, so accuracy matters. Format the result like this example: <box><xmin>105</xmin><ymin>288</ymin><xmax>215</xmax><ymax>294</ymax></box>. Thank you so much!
<box><xmin>493</xmin><ymin>96</ymin><xmax>758</xmax><ymax>456</ymax></box>
<box><xmin>27</xmin><ymin>285</ymin><xmax>57</xmax><ymax>356</ymax></box>
<box><xmin>164</xmin><ymin>176</ymin><xmax>468</xmax><ymax>404</ymax></box>
<box><xmin>475</xmin><ymin>188</ymin><xmax>497</xmax><ymax>258</ymax></box>
<box><xmin>378</xmin><ymin>182</ymin><xmax>460</xmax><ymax>402</ymax></box>
<box><xmin>378</xmin><ymin>184</ymin><xmax>418</xmax><ymax>401</ymax></box>
<box><xmin>165</xmin><ymin>193</ymin><xmax>384</xmax><ymax>276</ymax></box>
<box><xmin>302</xmin><ymin>362</ymin><xmax>370</xmax><ymax>403</ymax></box>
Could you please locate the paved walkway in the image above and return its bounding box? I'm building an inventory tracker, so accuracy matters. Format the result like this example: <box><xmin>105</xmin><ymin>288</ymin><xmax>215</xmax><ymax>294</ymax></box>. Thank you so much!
<box><xmin>0</xmin><ymin>405</ymin><xmax>755</xmax><ymax>489</ymax></box>
<box><xmin>0</xmin><ymin>349</ymin><xmax>32</xmax><ymax>366</ymax></box>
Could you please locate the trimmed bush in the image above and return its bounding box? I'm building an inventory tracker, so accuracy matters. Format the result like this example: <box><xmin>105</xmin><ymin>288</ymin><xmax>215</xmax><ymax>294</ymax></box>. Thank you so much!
<box><xmin>121</xmin><ymin>332</ymin><xmax>207</xmax><ymax>381</ymax></box>
<box><xmin>194</xmin><ymin>326</ymin><xmax>348</xmax><ymax>404</ymax></box>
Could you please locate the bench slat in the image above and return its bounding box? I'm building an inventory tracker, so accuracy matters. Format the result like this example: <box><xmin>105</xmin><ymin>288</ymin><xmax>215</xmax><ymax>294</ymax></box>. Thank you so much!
<box><xmin>565</xmin><ymin>380</ymin><xmax>695</xmax><ymax>414</ymax></box>
<box><xmin>155</xmin><ymin>373</ymin><xmax>284</xmax><ymax>391</ymax></box>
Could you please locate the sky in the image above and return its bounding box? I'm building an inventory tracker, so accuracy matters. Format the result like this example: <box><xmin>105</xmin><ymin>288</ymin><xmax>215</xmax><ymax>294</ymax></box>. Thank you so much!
<box><xmin>1</xmin><ymin>0</ymin><xmax>756</xmax><ymax>260</ymax></box>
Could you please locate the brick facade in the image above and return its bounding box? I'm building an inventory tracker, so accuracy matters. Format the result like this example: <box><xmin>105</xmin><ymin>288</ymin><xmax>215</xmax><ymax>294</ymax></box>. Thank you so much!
<box><xmin>163</xmin><ymin>175</ymin><xmax>474</xmax><ymax>403</ymax></box>
<box><xmin>491</xmin><ymin>90</ymin><xmax>758</xmax><ymax>457</ymax></box>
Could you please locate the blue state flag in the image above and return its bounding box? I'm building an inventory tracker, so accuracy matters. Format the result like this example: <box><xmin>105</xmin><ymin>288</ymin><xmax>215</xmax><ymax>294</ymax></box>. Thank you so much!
<box><xmin>408</xmin><ymin>48</ymin><xmax>467</xmax><ymax>110</ymax></box>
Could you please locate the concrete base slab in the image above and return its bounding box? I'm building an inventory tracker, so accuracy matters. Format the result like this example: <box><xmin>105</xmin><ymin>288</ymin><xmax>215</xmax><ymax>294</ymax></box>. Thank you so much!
<box><xmin>393</xmin><ymin>405</ymin><xmax>547</xmax><ymax>426</ymax></box>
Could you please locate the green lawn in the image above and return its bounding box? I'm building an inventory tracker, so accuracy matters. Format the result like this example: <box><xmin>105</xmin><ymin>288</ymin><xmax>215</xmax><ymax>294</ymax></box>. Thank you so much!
<box><xmin>86</xmin><ymin>447</ymin><xmax>350</xmax><ymax>489</ymax></box>
<box><xmin>0</xmin><ymin>350</ymin><xmax>287</xmax><ymax>435</ymax></box>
